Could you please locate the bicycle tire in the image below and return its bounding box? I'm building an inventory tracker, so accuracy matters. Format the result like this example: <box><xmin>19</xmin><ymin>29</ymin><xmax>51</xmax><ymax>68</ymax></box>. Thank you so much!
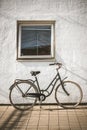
<box><xmin>9</xmin><ymin>80</ymin><xmax>38</xmax><ymax>111</ymax></box>
<box><xmin>55</xmin><ymin>81</ymin><xmax>83</xmax><ymax>109</ymax></box>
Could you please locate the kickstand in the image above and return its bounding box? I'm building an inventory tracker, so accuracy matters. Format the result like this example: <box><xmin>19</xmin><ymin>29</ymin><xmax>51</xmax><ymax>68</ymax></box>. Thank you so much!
<box><xmin>39</xmin><ymin>100</ymin><xmax>42</xmax><ymax>109</ymax></box>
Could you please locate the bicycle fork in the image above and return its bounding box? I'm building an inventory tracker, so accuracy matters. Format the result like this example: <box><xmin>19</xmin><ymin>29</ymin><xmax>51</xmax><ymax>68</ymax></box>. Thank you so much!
<box><xmin>57</xmin><ymin>71</ymin><xmax>69</xmax><ymax>96</ymax></box>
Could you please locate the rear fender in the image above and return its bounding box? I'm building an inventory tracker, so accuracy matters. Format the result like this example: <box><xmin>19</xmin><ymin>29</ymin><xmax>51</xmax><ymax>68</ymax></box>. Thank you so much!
<box><xmin>9</xmin><ymin>79</ymin><xmax>19</xmax><ymax>90</ymax></box>
<box><xmin>9</xmin><ymin>79</ymin><xmax>38</xmax><ymax>91</ymax></box>
<box><xmin>9</xmin><ymin>82</ymin><xmax>16</xmax><ymax>90</ymax></box>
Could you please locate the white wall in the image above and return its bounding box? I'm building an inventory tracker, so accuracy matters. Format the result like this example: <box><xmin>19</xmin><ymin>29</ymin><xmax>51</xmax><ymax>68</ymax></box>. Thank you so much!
<box><xmin>0</xmin><ymin>0</ymin><xmax>87</xmax><ymax>104</ymax></box>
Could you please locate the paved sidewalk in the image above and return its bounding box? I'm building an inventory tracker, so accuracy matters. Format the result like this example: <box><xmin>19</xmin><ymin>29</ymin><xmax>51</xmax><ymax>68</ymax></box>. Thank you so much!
<box><xmin>0</xmin><ymin>105</ymin><xmax>87</xmax><ymax>130</ymax></box>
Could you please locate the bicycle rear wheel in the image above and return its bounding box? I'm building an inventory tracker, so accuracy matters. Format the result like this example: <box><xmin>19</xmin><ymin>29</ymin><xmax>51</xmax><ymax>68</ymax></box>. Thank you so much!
<box><xmin>55</xmin><ymin>81</ymin><xmax>83</xmax><ymax>109</ymax></box>
<box><xmin>9</xmin><ymin>80</ymin><xmax>38</xmax><ymax>111</ymax></box>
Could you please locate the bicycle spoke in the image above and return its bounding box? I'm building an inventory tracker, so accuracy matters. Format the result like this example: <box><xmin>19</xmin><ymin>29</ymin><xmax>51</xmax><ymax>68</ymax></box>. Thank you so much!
<box><xmin>55</xmin><ymin>81</ymin><xmax>83</xmax><ymax>108</ymax></box>
<box><xmin>9</xmin><ymin>81</ymin><xmax>38</xmax><ymax>110</ymax></box>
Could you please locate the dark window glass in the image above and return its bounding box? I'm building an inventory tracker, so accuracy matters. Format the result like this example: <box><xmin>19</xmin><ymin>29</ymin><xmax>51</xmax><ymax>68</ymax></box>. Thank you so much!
<box><xmin>21</xmin><ymin>26</ymin><xmax>51</xmax><ymax>56</ymax></box>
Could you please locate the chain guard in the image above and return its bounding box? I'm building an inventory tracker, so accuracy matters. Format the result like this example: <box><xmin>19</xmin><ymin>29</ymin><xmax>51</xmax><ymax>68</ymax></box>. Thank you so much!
<box><xmin>26</xmin><ymin>93</ymin><xmax>46</xmax><ymax>101</ymax></box>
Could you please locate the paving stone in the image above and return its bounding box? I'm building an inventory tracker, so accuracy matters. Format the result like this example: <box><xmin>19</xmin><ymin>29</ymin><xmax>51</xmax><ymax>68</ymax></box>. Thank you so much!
<box><xmin>0</xmin><ymin>105</ymin><xmax>87</xmax><ymax>130</ymax></box>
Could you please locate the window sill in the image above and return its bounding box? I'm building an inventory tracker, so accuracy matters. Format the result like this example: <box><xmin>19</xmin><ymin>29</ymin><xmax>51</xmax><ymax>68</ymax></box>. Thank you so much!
<box><xmin>16</xmin><ymin>57</ymin><xmax>56</xmax><ymax>62</ymax></box>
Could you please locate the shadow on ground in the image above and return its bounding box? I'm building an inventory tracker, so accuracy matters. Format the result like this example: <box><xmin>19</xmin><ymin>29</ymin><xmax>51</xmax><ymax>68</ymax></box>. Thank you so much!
<box><xmin>0</xmin><ymin>107</ymin><xmax>32</xmax><ymax>130</ymax></box>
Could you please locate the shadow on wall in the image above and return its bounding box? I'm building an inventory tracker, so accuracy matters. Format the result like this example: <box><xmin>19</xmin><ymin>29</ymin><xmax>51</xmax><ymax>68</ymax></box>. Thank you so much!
<box><xmin>56</xmin><ymin>53</ymin><xmax>87</xmax><ymax>83</ymax></box>
<box><xmin>64</xmin><ymin>67</ymin><xmax>87</xmax><ymax>83</ymax></box>
<box><xmin>16</xmin><ymin>52</ymin><xmax>87</xmax><ymax>84</ymax></box>
<box><xmin>0</xmin><ymin>88</ymin><xmax>8</xmax><ymax>99</ymax></box>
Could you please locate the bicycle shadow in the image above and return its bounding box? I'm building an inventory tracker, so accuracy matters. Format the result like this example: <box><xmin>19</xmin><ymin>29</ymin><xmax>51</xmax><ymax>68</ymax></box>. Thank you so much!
<box><xmin>0</xmin><ymin>107</ymin><xmax>32</xmax><ymax>130</ymax></box>
<box><xmin>32</xmin><ymin>104</ymin><xmax>87</xmax><ymax>111</ymax></box>
<box><xmin>56</xmin><ymin>53</ymin><xmax>87</xmax><ymax>83</ymax></box>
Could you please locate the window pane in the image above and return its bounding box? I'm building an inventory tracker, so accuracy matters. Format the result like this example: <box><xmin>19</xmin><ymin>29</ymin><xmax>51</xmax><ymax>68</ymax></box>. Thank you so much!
<box><xmin>21</xmin><ymin>26</ymin><xmax>51</xmax><ymax>56</ymax></box>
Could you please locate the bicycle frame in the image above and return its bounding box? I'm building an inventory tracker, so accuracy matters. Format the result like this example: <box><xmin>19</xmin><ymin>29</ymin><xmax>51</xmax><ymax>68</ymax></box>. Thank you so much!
<box><xmin>31</xmin><ymin>68</ymin><xmax>68</xmax><ymax>98</ymax></box>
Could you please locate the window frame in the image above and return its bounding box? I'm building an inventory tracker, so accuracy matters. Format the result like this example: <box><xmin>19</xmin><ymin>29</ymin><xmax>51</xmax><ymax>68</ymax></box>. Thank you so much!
<box><xmin>17</xmin><ymin>21</ymin><xmax>55</xmax><ymax>61</ymax></box>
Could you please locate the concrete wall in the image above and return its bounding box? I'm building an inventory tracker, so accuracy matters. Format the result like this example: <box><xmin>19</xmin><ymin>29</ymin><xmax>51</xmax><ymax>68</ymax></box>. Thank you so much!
<box><xmin>0</xmin><ymin>0</ymin><xmax>87</xmax><ymax>104</ymax></box>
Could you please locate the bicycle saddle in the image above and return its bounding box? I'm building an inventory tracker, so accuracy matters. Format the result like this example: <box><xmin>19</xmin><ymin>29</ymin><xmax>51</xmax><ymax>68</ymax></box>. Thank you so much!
<box><xmin>30</xmin><ymin>71</ymin><xmax>40</xmax><ymax>76</ymax></box>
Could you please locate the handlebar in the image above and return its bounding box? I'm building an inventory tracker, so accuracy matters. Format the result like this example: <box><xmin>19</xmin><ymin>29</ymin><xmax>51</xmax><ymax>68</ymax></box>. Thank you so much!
<box><xmin>49</xmin><ymin>62</ymin><xmax>62</xmax><ymax>69</ymax></box>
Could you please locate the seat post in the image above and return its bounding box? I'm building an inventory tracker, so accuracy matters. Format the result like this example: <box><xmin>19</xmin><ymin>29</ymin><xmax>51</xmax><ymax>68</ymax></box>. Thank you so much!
<box><xmin>35</xmin><ymin>76</ymin><xmax>41</xmax><ymax>92</ymax></box>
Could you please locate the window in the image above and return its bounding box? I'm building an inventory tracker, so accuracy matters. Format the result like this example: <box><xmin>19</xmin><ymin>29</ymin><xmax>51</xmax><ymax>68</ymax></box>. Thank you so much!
<box><xmin>17</xmin><ymin>21</ymin><xmax>55</xmax><ymax>60</ymax></box>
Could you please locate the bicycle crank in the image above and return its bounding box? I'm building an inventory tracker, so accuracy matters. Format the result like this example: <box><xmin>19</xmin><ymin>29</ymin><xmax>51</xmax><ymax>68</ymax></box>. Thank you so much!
<box><xmin>39</xmin><ymin>94</ymin><xmax>46</xmax><ymax>101</ymax></box>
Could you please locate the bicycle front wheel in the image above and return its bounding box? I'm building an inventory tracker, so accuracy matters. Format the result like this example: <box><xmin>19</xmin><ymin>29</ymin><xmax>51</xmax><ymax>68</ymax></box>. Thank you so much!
<box><xmin>9</xmin><ymin>80</ymin><xmax>38</xmax><ymax>111</ymax></box>
<box><xmin>55</xmin><ymin>81</ymin><xmax>83</xmax><ymax>109</ymax></box>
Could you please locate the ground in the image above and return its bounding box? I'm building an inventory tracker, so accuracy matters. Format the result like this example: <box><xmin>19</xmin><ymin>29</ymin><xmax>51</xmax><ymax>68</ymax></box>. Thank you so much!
<box><xmin>0</xmin><ymin>105</ymin><xmax>87</xmax><ymax>130</ymax></box>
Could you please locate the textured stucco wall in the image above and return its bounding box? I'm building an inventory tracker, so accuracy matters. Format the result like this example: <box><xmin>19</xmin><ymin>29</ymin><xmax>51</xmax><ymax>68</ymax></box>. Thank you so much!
<box><xmin>0</xmin><ymin>0</ymin><xmax>87</xmax><ymax>104</ymax></box>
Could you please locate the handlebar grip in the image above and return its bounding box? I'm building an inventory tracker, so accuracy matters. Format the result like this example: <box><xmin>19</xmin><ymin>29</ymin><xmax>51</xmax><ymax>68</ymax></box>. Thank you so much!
<box><xmin>49</xmin><ymin>63</ymin><xmax>55</xmax><ymax>66</ymax></box>
<box><xmin>49</xmin><ymin>62</ymin><xmax>62</xmax><ymax>66</ymax></box>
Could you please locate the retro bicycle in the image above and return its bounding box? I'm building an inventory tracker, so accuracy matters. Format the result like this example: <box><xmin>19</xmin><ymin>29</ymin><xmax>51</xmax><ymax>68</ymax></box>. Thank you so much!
<box><xmin>9</xmin><ymin>63</ymin><xmax>83</xmax><ymax>110</ymax></box>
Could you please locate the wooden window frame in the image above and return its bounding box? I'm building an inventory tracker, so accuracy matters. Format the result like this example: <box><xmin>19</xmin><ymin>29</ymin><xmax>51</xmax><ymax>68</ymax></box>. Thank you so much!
<box><xmin>17</xmin><ymin>21</ymin><xmax>55</xmax><ymax>61</ymax></box>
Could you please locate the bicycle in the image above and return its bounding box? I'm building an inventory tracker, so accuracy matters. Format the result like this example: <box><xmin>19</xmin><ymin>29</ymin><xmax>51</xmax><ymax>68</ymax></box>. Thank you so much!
<box><xmin>9</xmin><ymin>63</ymin><xmax>83</xmax><ymax>111</ymax></box>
